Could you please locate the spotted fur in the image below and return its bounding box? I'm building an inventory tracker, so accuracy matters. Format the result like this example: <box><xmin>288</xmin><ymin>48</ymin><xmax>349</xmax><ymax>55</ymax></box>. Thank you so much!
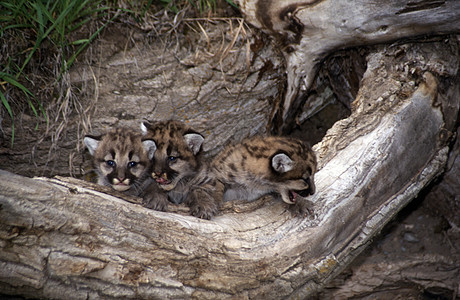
<box><xmin>141</xmin><ymin>120</ymin><xmax>219</xmax><ymax>219</ymax></box>
<box><xmin>211</xmin><ymin>136</ymin><xmax>317</xmax><ymax>217</ymax></box>
<box><xmin>84</xmin><ymin>128</ymin><xmax>156</xmax><ymax>196</ymax></box>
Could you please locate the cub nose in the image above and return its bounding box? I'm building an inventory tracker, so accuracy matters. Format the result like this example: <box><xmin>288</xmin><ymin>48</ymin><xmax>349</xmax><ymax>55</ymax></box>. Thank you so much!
<box><xmin>152</xmin><ymin>172</ymin><xmax>167</xmax><ymax>179</ymax></box>
<box><xmin>116</xmin><ymin>171</ymin><xmax>126</xmax><ymax>182</ymax></box>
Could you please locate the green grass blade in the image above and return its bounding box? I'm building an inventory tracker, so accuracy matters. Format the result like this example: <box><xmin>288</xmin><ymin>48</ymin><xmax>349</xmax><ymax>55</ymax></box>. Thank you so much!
<box><xmin>3</xmin><ymin>0</ymin><xmax>26</xmax><ymax>20</ymax></box>
<box><xmin>140</xmin><ymin>0</ymin><xmax>154</xmax><ymax>18</ymax></box>
<box><xmin>1</xmin><ymin>72</ymin><xmax>33</xmax><ymax>97</ymax></box>
<box><xmin>0</xmin><ymin>72</ymin><xmax>42</xmax><ymax>121</ymax></box>
<box><xmin>0</xmin><ymin>89</ymin><xmax>13</xmax><ymax>120</ymax></box>
<box><xmin>32</xmin><ymin>2</ymin><xmax>45</xmax><ymax>37</ymax></box>
<box><xmin>70</xmin><ymin>39</ymin><xmax>89</xmax><ymax>45</ymax></box>
<box><xmin>225</xmin><ymin>0</ymin><xmax>238</xmax><ymax>8</ymax></box>
<box><xmin>0</xmin><ymin>90</ymin><xmax>15</xmax><ymax>146</ymax></box>
<box><xmin>1</xmin><ymin>23</ymin><xmax>33</xmax><ymax>33</ymax></box>
<box><xmin>17</xmin><ymin>0</ymin><xmax>77</xmax><ymax>77</ymax></box>
<box><xmin>68</xmin><ymin>17</ymin><xmax>92</xmax><ymax>33</ymax></box>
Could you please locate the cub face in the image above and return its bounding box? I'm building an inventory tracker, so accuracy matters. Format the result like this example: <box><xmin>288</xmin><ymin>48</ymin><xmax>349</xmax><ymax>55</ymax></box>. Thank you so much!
<box><xmin>84</xmin><ymin>128</ymin><xmax>155</xmax><ymax>194</ymax></box>
<box><xmin>212</xmin><ymin>136</ymin><xmax>317</xmax><ymax>214</ymax></box>
<box><xmin>141</xmin><ymin>120</ymin><xmax>219</xmax><ymax>219</ymax></box>
<box><xmin>140</xmin><ymin>120</ymin><xmax>204</xmax><ymax>192</ymax></box>
<box><xmin>270</xmin><ymin>150</ymin><xmax>316</xmax><ymax>205</ymax></box>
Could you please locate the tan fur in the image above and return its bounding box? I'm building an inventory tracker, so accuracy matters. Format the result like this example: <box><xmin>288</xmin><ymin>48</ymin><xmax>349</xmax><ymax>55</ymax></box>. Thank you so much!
<box><xmin>84</xmin><ymin>128</ymin><xmax>155</xmax><ymax>196</ymax></box>
<box><xmin>141</xmin><ymin>120</ymin><xmax>219</xmax><ymax>219</ymax></box>
<box><xmin>211</xmin><ymin>136</ymin><xmax>317</xmax><ymax>216</ymax></box>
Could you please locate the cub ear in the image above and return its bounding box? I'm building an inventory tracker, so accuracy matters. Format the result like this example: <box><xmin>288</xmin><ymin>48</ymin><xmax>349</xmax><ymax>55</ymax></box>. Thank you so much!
<box><xmin>183</xmin><ymin>132</ymin><xmax>204</xmax><ymax>155</ymax></box>
<box><xmin>83</xmin><ymin>135</ymin><xmax>101</xmax><ymax>156</ymax></box>
<box><xmin>140</xmin><ymin>121</ymin><xmax>150</xmax><ymax>135</ymax></box>
<box><xmin>271</xmin><ymin>152</ymin><xmax>294</xmax><ymax>173</ymax></box>
<box><xmin>142</xmin><ymin>139</ymin><xmax>157</xmax><ymax>160</ymax></box>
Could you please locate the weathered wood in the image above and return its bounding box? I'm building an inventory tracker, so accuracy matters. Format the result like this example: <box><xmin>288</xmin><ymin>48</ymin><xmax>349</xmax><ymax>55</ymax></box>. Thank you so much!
<box><xmin>234</xmin><ymin>0</ymin><xmax>460</xmax><ymax>132</ymax></box>
<box><xmin>1</xmin><ymin>40</ymin><xmax>457</xmax><ymax>298</ymax></box>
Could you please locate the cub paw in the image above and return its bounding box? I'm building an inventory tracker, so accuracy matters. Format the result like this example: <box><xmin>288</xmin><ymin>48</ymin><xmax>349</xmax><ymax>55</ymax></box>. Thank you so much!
<box><xmin>141</xmin><ymin>185</ymin><xmax>169</xmax><ymax>212</ymax></box>
<box><xmin>189</xmin><ymin>202</ymin><xmax>218</xmax><ymax>220</ymax></box>
<box><xmin>187</xmin><ymin>189</ymin><xmax>219</xmax><ymax>220</ymax></box>
<box><xmin>289</xmin><ymin>198</ymin><xmax>315</xmax><ymax>218</ymax></box>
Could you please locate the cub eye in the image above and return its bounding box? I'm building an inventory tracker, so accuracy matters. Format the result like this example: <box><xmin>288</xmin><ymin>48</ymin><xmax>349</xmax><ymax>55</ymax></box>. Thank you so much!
<box><xmin>168</xmin><ymin>156</ymin><xmax>177</xmax><ymax>162</ymax></box>
<box><xmin>128</xmin><ymin>161</ymin><xmax>137</xmax><ymax>168</ymax></box>
<box><xmin>106</xmin><ymin>160</ymin><xmax>116</xmax><ymax>167</ymax></box>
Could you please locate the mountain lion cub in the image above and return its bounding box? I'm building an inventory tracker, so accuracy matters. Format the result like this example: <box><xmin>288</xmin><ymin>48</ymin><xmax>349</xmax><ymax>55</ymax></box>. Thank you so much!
<box><xmin>211</xmin><ymin>136</ymin><xmax>317</xmax><ymax>216</ymax></box>
<box><xmin>141</xmin><ymin>120</ymin><xmax>219</xmax><ymax>219</ymax></box>
<box><xmin>84</xmin><ymin>128</ymin><xmax>156</xmax><ymax>196</ymax></box>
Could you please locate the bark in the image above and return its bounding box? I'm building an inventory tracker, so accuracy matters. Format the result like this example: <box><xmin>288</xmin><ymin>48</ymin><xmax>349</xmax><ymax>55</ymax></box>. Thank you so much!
<box><xmin>234</xmin><ymin>0</ymin><xmax>460</xmax><ymax>132</ymax></box>
<box><xmin>1</xmin><ymin>39</ymin><xmax>458</xmax><ymax>298</ymax></box>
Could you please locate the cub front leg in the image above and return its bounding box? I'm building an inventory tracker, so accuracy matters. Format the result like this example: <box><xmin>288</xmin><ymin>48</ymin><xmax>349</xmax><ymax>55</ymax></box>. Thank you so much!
<box><xmin>289</xmin><ymin>198</ymin><xmax>315</xmax><ymax>218</ymax></box>
<box><xmin>141</xmin><ymin>183</ymin><xmax>169</xmax><ymax>212</ymax></box>
<box><xmin>186</xmin><ymin>188</ymin><xmax>219</xmax><ymax>220</ymax></box>
<box><xmin>186</xmin><ymin>180</ymin><xmax>223</xmax><ymax>220</ymax></box>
